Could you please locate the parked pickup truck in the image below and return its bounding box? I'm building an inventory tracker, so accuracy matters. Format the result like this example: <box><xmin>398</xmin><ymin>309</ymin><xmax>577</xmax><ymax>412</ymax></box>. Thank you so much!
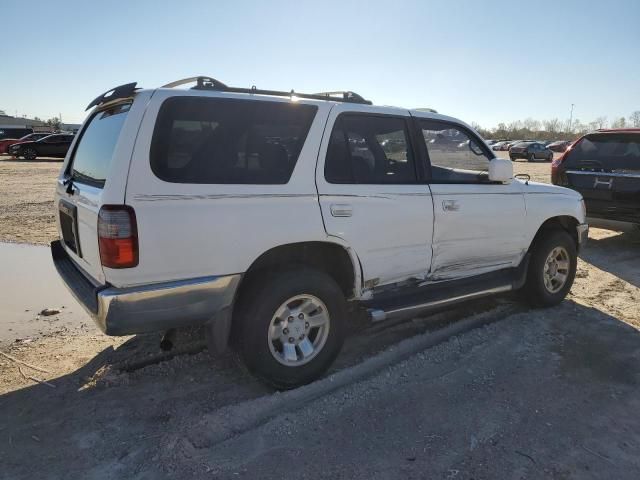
<box><xmin>52</xmin><ymin>77</ymin><xmax>588</xmax><ymax>388</ymax></box>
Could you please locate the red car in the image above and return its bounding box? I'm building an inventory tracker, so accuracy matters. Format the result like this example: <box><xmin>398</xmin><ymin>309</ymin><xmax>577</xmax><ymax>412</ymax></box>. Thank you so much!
<box><xmin>551</xmin><ymin>128</ymin><xmax>640</xmax><ymax>226</ymax></box>
<box><xmin>0</xmin><ymin>133</ymin><xmax>51</xmax><ymax>155</ymax></box>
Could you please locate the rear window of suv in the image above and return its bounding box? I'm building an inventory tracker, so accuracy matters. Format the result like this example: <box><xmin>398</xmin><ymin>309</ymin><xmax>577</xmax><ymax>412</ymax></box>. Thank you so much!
<box><xmin>564</xmin><ymin>133</ymin><xmax>640</xmax><ymax>172</ymax></box>
<box><xmin>71</xmin><ymin>103</ymin><xmax>130</xmax><ymax>188</ymax></box>
<box><xmin>150</xmin><ymin>97</ymin><xmax>317</xmax><ymax>184</ymax></box>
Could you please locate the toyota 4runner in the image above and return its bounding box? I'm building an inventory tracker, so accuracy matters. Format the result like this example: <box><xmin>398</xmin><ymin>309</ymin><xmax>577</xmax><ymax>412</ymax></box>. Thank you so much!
<box><xmin>52</xmin><ymin>77</ymin><xmax>588</xmax><ymax>388</ymax></box>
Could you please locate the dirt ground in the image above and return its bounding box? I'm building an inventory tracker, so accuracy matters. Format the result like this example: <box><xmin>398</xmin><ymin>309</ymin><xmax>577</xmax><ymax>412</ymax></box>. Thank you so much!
<box><xmin>0</xmin><ymin>157</ymin><xmax>60</xmax><ymax>244</ymax></box>
<box><xmin>1</xmin><ymin>153</ymin><xmax>640</xmax><ymax>478</ymax></box>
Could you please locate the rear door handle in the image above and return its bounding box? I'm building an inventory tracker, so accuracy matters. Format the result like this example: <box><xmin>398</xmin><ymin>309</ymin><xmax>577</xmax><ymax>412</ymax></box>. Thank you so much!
<box><xmin>442</xmin><ymin>200</ymin><xmax>459</xmax><ymax>212</ymax></box>
<box><xmin>330</xmin><ymin>204</ymin><xmax>352</xmax><ymax>217</ymax></box>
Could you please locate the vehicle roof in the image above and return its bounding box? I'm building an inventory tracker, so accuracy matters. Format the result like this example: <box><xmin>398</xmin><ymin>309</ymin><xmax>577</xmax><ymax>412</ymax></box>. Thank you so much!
<box><xmin>594</xmin><ymin>128</ymin><xmax>640</xmax><ymax>133</ymax></box>
<box><xmin>143</xmin><ymin>87</ymin><xmax>464</xmax><ymax>125</ymax></box>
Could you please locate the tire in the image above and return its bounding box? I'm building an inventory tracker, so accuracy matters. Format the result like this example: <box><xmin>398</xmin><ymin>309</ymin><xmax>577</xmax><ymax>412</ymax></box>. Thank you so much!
<box><xmin>23</xmin><ymin>148</ymin><xmax>37</xmax><ymax>160</ymax></box>
<box><xmin>235</xmin><ymin>267</ymin><xmax>347</xmax><ymax>389</ymax></box>
<box><xmin>528</xmin><ymin>153</ymin><xmax>535</xmax><ymax>162</ymax></box>
<box><xmin>510</xmin><ymin>156</ymin><xmax>515</xmax><ymax>162</ymax></box>
<box><xmin>523</xmin><ymin>229</ymin><xmax>577</xmax><ymax>307</ymax></box>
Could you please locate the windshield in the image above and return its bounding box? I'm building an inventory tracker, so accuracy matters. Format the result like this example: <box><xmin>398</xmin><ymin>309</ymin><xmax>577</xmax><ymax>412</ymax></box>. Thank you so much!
<box><xmin>564</xmin><ymin>133</ymin><xmax>640</xmax><ymax>172</ymax></box>
<box><xmin>70</xmin><ymin>103</ymin><xmax>130</xmax><ymax>187</ymax></box>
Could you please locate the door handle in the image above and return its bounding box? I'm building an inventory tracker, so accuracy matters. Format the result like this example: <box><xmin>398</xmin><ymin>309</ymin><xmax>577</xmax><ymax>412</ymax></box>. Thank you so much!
<box><xmin>442</xmin><ymin>200</ymin><xmax>459</xmax><ymax>212</ymax></box>
<box><xmin>330</xmin><ymin>204</ymin><xmax>352</xmax><ymax>217</ymax></box>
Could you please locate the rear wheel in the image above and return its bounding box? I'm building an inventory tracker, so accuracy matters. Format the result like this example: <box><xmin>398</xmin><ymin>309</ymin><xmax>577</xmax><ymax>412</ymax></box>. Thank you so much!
<box><xmin>523</xmin><ymin>229</ymin><xmax>577</xmax><ymax>307</ymax></box>
<box><xmin>235</xmin><ymin>268</ymin><xmax>347</xmax><ymax>389</ymax></box>
<box><xmin>23</xmin><ymin>148</ymin><xmax>37</xmax><ymax>160</ymax></box>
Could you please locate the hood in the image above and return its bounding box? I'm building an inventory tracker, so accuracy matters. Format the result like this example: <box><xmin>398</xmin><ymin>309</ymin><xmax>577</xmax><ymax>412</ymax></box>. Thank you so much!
<box><xmin>517</xmin><ymin>179</ymin><xmax>582</xmax><ymax>199</ymax></box>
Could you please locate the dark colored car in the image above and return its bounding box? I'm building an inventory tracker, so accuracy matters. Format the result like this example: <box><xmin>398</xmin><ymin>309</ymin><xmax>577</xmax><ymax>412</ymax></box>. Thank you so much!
<box><xmin>547</xmin><ymin>140</ymin><xmax>571</xmax><ymax>152</ymax></box>
<box><xmin>509</xmin><ymin>141</ymin><xmax>554</xmax><ymax>162</ymax></box>
<box><xmin>10</xmin><ymin>133</ymin><xmax>74</xmax><ymax>160</ymax></box>
<box><xmin>552</xmin><ymin>129</ymin><xmax>640</xmax><ymax>226</ymax></box>
<box><xmin>1</xmin><ymin>133</ymin><xmax>51</xmax><ymax>155</ymax></box>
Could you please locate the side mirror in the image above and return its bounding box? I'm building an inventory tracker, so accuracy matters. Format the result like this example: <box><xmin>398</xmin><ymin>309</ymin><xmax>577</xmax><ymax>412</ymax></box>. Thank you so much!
<box><xmin>488</xmin><ymin>157</ymin><xmax>513</xmax><ymax>183</ymax></box>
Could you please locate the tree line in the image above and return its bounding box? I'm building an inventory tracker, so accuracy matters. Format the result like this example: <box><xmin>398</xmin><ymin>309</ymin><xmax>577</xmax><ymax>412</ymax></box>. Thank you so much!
<box><xmin>472</xmin><ymin>111</ymin><xmax>640</xmax><ymax>141</ymax></box>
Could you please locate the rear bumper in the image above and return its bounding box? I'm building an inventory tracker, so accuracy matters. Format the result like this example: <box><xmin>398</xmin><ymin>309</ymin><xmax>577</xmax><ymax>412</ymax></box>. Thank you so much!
<box><xmin>51</xmin><ymin>240</ymin><xmax>241</xmax><ymax>335</ymax></box>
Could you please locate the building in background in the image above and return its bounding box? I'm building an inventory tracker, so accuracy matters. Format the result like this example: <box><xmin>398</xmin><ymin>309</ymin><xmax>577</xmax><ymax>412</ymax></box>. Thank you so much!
<box><xmin>0</xmin><ymin>113</ymin><xmax>52</xmax><ymax>139</ymax></box>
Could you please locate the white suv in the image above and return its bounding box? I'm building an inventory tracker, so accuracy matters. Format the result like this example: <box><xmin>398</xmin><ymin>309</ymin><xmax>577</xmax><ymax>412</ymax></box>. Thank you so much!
<box><xmin>52</xmin><ymin>77</ymin><xmax>588</xmax><ymax>388</ymax></box>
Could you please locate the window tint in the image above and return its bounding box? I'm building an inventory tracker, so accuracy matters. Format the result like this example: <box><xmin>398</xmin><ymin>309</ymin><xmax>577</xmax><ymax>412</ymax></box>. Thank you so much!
<box><xmin>564</xmin><ymin>134</ymin><xmax>640</xmax><ymax>172</ymax></box>
<box><xmin>71</xmin><ymin>103</ymin><xmax>130</xmax><ymax>188</ymax></box>
<box><xmin>420</xmin><ymin>120</ymin><xmax>491</xmax><ymax>183</ymax></box>
<box><xmin>150</xmin><ymin>97</ymin><xmax>317</xmax><ymax>184</ymax></box>
<box><xmin>44</xmin><ymin>136</ymin><xmax>60</xmax><ymax>143</ymax></box>
<box><xmin>325</xmin><ymin>115</ymin><xmax>416</xmax><ymax>184</ymax></box>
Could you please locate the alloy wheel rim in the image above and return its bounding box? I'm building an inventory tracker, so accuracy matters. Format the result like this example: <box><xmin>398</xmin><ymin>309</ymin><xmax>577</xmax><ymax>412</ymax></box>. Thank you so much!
<box><xmin>543</xmin><ymin>246</ymin><xmax>570</xmax><ymax>294</ymax></box>
<box><xmin>267</xmin><ymin>294</ymin><xmax>330</xmax><ymax>366</ymax></box>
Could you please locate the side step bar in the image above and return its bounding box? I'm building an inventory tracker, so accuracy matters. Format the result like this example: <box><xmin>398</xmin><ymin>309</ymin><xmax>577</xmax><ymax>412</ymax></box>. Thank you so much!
<box><xmin>368</xmin><ymin>285</ymin><xmax>512</xmax><ymax>323</ymax></box>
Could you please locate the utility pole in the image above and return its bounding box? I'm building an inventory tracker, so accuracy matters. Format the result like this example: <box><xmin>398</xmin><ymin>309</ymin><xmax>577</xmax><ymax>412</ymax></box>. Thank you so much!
<box><xmin>568</xmin><ymin>103</ymin><xmax>575</xmax><ymax>132</ymax></box>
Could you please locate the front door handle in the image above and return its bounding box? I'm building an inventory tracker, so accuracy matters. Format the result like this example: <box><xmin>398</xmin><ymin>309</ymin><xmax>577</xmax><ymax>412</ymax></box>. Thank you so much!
<box><xmin>442</xmin><ymin>200</ymin><xmax>459</xmax><ymax>212</ymax></box>
<box><xmin>330</xmin><ymin>204</ymin><xmax>353</xmax><ymax>217</ymax></box>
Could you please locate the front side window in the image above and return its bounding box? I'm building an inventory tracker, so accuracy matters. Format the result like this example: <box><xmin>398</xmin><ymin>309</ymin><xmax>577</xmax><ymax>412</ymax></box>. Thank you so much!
<box><xmin>150</xmin><ymin>97</ymin><xmax>317</xmax><ymax>184</ymax></box>
<box><xmin>325</xmin><ymin>114</ymin><xmax>416</xmax><ymax>184</ymax></box>
<box><xmin>420</xmin><ymin>120</ymin><xmax>492</xmax><ymax>183</ymax></box>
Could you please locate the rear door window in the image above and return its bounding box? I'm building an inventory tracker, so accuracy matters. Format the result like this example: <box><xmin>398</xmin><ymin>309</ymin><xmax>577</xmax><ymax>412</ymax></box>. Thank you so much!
<box><xmin>150</xmin><ymin>97</ymin><xmax>318</xmax><ymax>184</ymax></box>
<box><xmin>564</xmin><ymin>134</ymin><xmax>640</xmax><ymax>172</ymax></box>
<box><xmin>324</xmin><ymin>114</ymin><xmax>416</xmax><ymax>184</ymax></box>
<box><xmin>70</xmin><ymin>103</ymin><xmax>130</xmax><ymax>188</ymax></box>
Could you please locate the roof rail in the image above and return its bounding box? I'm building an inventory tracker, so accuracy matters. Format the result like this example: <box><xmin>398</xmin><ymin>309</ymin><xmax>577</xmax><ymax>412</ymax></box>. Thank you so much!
<box><xmin>161</xmin><ymin>76</ymin><xmax>372</xmax><ymax>105</ymax></box>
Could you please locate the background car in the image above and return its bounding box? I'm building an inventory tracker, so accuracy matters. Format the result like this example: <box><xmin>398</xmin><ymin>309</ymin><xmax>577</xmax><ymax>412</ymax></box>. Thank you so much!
<box><xmin>10</xmin><ymin>133</ymin><xmax>74</xmax><ymax>160</ymax></box>
<box><xmin>547</xmin><ymin>140</ymin><xmax>571</xmax><ymax>152</ymax></box>
<box><xmin>492</xmin><ymin>141</ymin><xmax>509</xmax><ymax>151</ymax></box>
<box><xmin>1</xmin><ymin>133</ymin><xmax>51</xmax><ymax>155</ymax></box>
<box><xmin>509</xmin><ymin>141</ymin><xmax>554</xmax><ymax>162</ymax></box>
<box><xmin>551</xmin><ymin>128</ymin><xmax>640</xmax><ymax>227</ymax></box>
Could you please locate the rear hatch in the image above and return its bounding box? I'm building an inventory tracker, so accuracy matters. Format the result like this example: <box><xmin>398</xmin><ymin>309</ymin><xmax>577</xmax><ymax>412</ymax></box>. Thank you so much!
<box><xmin>55</xmin><ymin>102</ymin><xmax>134</xmax><ymax>284</ymax></box>
<box><xmin>560</xmin><ymin>133</ymin><xmax>640</xmax><ymax>221</ymax></box>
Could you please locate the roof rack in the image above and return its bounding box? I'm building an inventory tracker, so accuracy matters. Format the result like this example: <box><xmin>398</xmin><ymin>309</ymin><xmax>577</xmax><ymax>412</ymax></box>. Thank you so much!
<box><xmin>162</xmin><ymin>76</ymin><xmax>372</xmax><ymax>105</ymax></box>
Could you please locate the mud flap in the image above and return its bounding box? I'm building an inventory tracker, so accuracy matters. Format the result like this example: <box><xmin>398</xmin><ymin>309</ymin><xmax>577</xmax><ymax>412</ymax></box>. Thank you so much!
<box><xmin>204</xmin><ymin>307</ymin><xmax>232</xmax><ymax>355</ymax></box>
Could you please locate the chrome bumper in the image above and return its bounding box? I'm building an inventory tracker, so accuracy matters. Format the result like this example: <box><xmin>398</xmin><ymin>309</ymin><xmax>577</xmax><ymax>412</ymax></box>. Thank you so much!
<box><xmin>51</xmin><ymin>240</ymin><xmax>241</xmax><ymax>335</ymax></box>
<box><xmin>577</xmin><ymin>223</ymin><xmax>589</xmax><ymax>248</ymax></box>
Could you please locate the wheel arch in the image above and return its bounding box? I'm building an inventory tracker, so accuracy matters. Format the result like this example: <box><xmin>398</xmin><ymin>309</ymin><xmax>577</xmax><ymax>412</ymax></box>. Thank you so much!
<box><xmin>528</xmin><ymin>215</ymin><xmax>580</xmax><ymax>252</ymax></box>
<box><xmin>238</xmin><ymin>240</ymin><xmax>362</xmax><ymax>301</ymax></box>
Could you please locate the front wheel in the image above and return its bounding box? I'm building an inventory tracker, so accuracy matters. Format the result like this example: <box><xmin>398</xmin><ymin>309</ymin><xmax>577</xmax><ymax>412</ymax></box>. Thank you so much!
<box><xmin>235</xmin><ymin>268</ymin><xmax>347</xmax><ymax>389</ymax></box>
<box><xmin>528</xmin><ymin>153</ymin><xmax>535</xmax><ymax>162</ymax></box>
<box><xmin>23</xmin><ymin>148</ymin><xmax>37</xmax><ymax>160</ymax></box>
<box><xmin>523</xmin><ymin>229</ymin><xmax>577</xmax><ymax>307</ymax></box>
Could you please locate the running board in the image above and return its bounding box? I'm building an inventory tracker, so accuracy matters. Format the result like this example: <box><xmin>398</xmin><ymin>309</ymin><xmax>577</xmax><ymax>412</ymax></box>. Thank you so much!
<box><xmin>367</xmin><ymin>285</ymin><xmax>512</xmax><ymax>323</ymax></box>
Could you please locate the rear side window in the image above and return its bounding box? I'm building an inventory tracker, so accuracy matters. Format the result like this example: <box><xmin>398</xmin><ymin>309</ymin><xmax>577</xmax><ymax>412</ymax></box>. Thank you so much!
<box><xmin>71</xmin><ymin>103</ymin><xmax>130</xmax><ymax>188</ymax></box>
<box><xmin>564</xmin><ymin>134</ymin><xmax>640</xmax><ymax>171</ymax></box>
<box><xmin>150</xmin><ymin>97</ymin><xmax>317</xmax><ymax>184</ymax></box>
<box><xmin>324</xmin><ymin>114</ymin><xmax>416</xmax><ymax>184</ymax></box>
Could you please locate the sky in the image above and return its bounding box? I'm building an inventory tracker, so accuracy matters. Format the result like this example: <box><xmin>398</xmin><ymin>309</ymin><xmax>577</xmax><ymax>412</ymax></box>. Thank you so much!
<box><xmin>1</xmin><ymin>0</ymin><xmax>639</xmax><ymax>128</ymax></box>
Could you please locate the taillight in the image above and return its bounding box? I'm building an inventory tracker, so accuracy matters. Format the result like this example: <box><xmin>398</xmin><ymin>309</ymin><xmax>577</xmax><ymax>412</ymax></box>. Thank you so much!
<box><xmin>551</xmin><ymin>138</ymin><xmax>579</xmax><ymax>185</ymax></box>
<box><xmin>98</xmin><ymin>205</ymin><xmax>138</xmax><ymax>268</ymax></box>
